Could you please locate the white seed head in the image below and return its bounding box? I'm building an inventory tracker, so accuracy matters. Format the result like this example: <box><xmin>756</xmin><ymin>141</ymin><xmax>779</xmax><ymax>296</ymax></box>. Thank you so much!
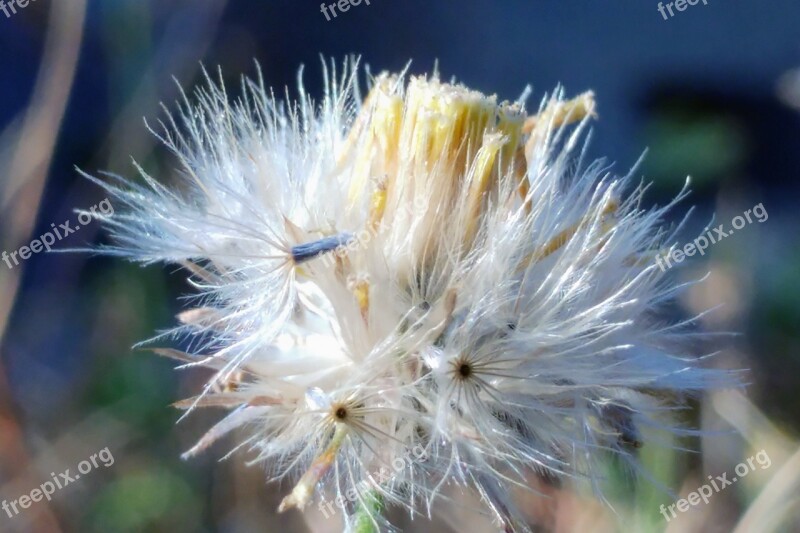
<box><xmin>92</xmin><ymin>60</ymin><xmax>738</xmax><ymax>531</ymax></box>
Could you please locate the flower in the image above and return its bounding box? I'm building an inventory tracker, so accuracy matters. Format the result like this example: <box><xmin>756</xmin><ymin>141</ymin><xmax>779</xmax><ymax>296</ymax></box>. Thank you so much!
<box><xmin>89</xmin><ymin>60</ymin><xmax>738</xmax><ymax>531</ymax></box>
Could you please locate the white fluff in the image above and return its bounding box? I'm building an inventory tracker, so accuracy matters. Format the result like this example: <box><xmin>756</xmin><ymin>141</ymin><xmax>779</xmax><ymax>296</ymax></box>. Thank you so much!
<box><xmin>89</xmin><ymin>60</ymin><xmax>739</xmax><ymax>532</ymax></box>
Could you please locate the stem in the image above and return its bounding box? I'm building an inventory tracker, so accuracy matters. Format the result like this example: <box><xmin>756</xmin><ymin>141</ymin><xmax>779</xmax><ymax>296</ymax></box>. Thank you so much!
<box><xmin>279</xmin><ymin>424</ymin><xmax>348</xmax><ymax>512</ymax></box>
<box><xmin>350</xmin><ymin>489</ymin><xmax>384</xmax><ymax>533</ymax></box>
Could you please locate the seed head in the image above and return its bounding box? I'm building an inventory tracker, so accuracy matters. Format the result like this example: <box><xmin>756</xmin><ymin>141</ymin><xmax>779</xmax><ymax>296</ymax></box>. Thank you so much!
<box><xmin>90</xmin><ymin>60</ymin><xmax>738</xmax><ymax>531</ymax></box>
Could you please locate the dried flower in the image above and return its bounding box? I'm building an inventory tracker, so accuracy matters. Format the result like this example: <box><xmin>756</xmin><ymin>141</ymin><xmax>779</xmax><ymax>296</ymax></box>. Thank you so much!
<box><xmin>88</xmin><ymin>60</ymin><xmax>737</xmax><ymax>531</ymax></box>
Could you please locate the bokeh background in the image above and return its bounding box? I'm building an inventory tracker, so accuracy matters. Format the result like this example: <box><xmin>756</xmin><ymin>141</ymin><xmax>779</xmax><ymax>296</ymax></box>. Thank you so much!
<box><xmin>1</xmin><ymin>1</ymin><xmax>799</xmax><ymax>532</ymax></box>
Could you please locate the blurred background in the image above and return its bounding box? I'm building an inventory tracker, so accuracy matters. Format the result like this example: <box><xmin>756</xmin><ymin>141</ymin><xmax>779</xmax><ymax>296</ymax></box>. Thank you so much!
<box><xmin>1</xmin><ymin>1</ymin><xmax>799</xmax><ymax>532</ymax></box>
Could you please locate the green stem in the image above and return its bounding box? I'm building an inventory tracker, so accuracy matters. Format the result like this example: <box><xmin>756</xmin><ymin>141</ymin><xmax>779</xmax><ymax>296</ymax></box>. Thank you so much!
<box><xmin>350</xmin><ymin>490</ymin><xmax>384</xmax><ymax>533</ymax></box>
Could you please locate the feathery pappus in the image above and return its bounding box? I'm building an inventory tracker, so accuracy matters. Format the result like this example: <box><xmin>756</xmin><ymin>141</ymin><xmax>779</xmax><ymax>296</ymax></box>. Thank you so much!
<box><xmin>86</xmin><ymin>60</ymin><xmax>739</xmax><ymax>532</ymax></box>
